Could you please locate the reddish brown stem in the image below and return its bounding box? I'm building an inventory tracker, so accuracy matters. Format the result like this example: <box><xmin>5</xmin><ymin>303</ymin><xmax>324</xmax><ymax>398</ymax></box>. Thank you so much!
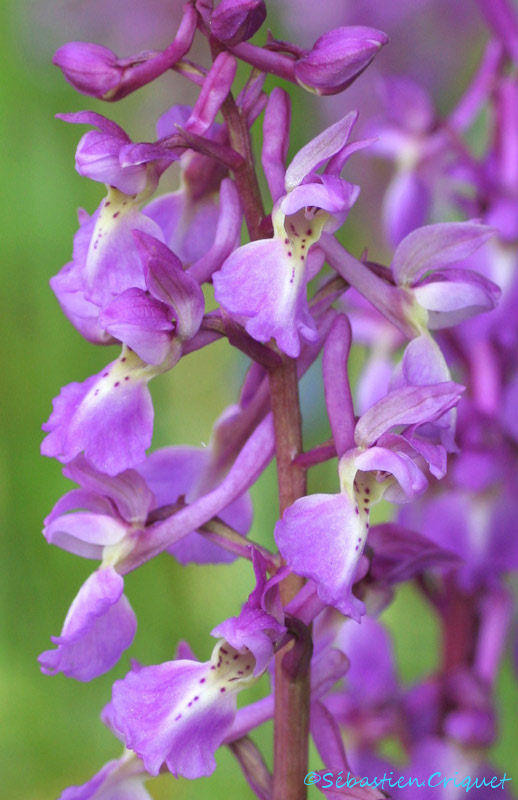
<box><xmin>268</xmin><ymin>358</ymin><xmax>310</xmax><ymax>800</ymax></box>
<box><xmin>212</xmin><ymin>52</ymin><xmax>310</xmax><ymax>794</ymax></box>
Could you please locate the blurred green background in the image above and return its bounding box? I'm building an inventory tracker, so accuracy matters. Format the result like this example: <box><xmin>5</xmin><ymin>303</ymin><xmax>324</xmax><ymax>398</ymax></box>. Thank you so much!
<box><xmin>0</xmin><ymin>2</ymin><xmax>515</xmax><ymax>798</ymax></box>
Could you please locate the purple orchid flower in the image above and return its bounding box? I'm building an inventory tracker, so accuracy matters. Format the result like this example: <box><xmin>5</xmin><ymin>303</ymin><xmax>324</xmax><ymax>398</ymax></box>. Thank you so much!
<box><xmin>50</xmin><ymin>193</ymin><xmax>165</xmax><ymax>343</ymax></box>
<box><xmin>100</xmin><ymin>231</ymin><xmax>205</xmax><ymax>363</ymax></box>
<box><xmin>275</xmin><ymin>316</ymin><xmax>463</xmax><ymax>620</ymax></box>
<box><xmin>57</xmin><ymin>111</ymin><xmax>163</xmax><ymax>196</ymax></box>
<box><xmin>38</xmin><ymin>566</ymin><xmax>136</xmax><ymax>681</ymax></box>
<box><xmin>43</xmin><ymin>454</ymin><xmax>154</xmax><ymax>559</ymax></box>
<box><xmin>110</xmin><ymin>559</ymin><xmax>285</xmax><ymax>779</ymax></box>
<box><xmin>391</xmin><ymin>222</ymin><xmax>500</xmax><ymax>330</ymax></box>
<box><xmin>41</xmin><ymin>347</ymin><xmax>160</xmax><ymax>475</ymax></box>
<box><xmin>44</xmin><ymin>233</ymin><xmax>206</xmax><ymax>474</ymax></box>
<box><xmin>213</xmin><ymin>104</ymin><xmax>362</xmax><ymax>356</ymax></box>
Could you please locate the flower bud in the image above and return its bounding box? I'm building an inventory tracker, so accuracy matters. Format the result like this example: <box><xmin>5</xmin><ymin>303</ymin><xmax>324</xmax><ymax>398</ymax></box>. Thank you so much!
<box><xmin>53</xmin><ymin>42</ymin><xmax>121</xmax><ymax>98</ymax></box>
<box><xmin>294</xmin><ymin>26</ymin><xmax>388</xmax><ymax>96</ymax></box>
<box><xmin>211</xmin><ymin>0</ymin><xmax>266</xmax><ymax>47</ymax></box>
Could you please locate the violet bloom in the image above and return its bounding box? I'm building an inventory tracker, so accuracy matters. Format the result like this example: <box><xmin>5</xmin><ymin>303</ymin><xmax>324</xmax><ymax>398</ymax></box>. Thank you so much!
<box><xmin>275</xmin><ymin>316</ymin><xmax>463</xmax><ymax>620</ymax></box>
<box><xmin>38</xmin><ymin>566</ymin><xmax>136</xmax><ymax>681</ymax></box>
<box><xmin>58</xmin><ymin>751</ymin><xmax>150</xmax><ymax>800</ymax></box>
<box><xmin>214</xmin><ymin>102</ymin><xmax>362</xmax><ymax>356</ymax></box>
<box><xmin>111</xmin><ymin>559</ymin><xmax>285</xmax><ymax>779</ymax></box>
<box><xmin>367</xmin><ymin>76</ymin><xmax>446</xmax><ymax>245</ymax></box>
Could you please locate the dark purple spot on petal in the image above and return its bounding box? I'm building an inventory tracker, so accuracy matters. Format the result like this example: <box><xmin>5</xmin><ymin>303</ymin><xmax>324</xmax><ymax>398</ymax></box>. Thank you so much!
<box><xmin>174</xmin><ymin>714</ymin><xmax>182</xmax><ymax>721</ymax></box>
<box><xmin>284</xmin><ymin>238</ymin><xmax>289</xmax><ymax>244</ymax></box>
<box><xmin>121</xmin><ymin>357</ymin><xmax>126</xmax><ymax>362</ymax></box>
<box><xmin>188</xmin><ymin>702</ymin><xmax>192</xmax><ymax>707</ymax></box>
<box><xmin>355</xmin><ymin>507</ymin><xmax>359</xmax><ymax>515</ymax></box>
<box><xmin>220</xmin><ymin>648</ymin><xmax>228</xmax><ymax>654</ymax></box>
<box><xmin>355</xmin><ymin>546</ymin><xmax>359</xmax><ymax>551</ymax></box>
<box><xmin>124</xmin><ymin>376</ymin><xmax>130</xmax><ymax>381</ymax></box>
<box><xmin>306</xmin><ymin>229</ymin><xmax>312</xmax><ymax>236</ymax></box>
<box><xmin>199</xmin><ymin>678</ymin><xmax>206</xmax><ymax>683</ymax></box>
<box><xmin>113</xmin><ymin>212</ymin><xmax>120</xmax><ymax>219</ymax></box>
<box><xmin>94</xmin><ymin>390</ymin><xmax>99</xmax><ymax>396</ymax></box>
<box><xmin>193</xmin><ymin>696</ymin><xmax>199</xmax><ymax>701</ymax></box>
<box><xmin>220</xmin><ymin>687</ymin><xmax>226</xmax><ymax>693</ymax></box>
<box><xmin>114</xmin><ymin>381</ymin><xmax>120</xmax><ymax>387</ymax></box>
<box><xmin>102</xmin><ymin>372</ymin><xmax>109</xmax><ymax>378</ymax></box>
<box><xmin>287</xmin><ymin>251</ymin><xmax>292</xmax><ymax>257</ymax></box>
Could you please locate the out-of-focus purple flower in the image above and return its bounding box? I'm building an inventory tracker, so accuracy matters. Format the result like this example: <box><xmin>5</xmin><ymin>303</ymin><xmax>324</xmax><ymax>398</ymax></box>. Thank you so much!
<box><xmin>38</xmin><ymin>566</ymin><xmax>136</xmax><ymax>681</ymax></box>
<box><xmin>294</xmin><ymin>27</ymin><xmax>388</xmax><ymax>95</ymax></box>
<box><xmin>367</xmin><ymin>76</ymin><xmax>442</xmax><ymax>245</ymax></box>
<box><xmin>323</xmin><ymin>616</ymin><xmax>402</xmax><ymax>746</ymax></box>
<box><xmin>53</xmin><ymin>4</ymin><xmax>197</xmax><ymax>101</ymax></box>
<box><xmin>214</xmin><ymin>109</ymin><xmax>361</xmax><ymax>356</ymax></box>
<box><xmin>210</xmin><ymin>0</ymin><xmax>266</xmax><ymax>46</ymax></box>
<box><xmin>398</xmin><ymin>479</ymin><xmax>518</xmax><ymax>590</ymax></box>
<box><xmin>391</xmin><ymin>222</ymin><xmax>499</xmax><ymax>330</ymax></box>
<box><xmin>59</xmin><ymin>751</ymin><xmax>150</xmax><ymax>800</ymax></box>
